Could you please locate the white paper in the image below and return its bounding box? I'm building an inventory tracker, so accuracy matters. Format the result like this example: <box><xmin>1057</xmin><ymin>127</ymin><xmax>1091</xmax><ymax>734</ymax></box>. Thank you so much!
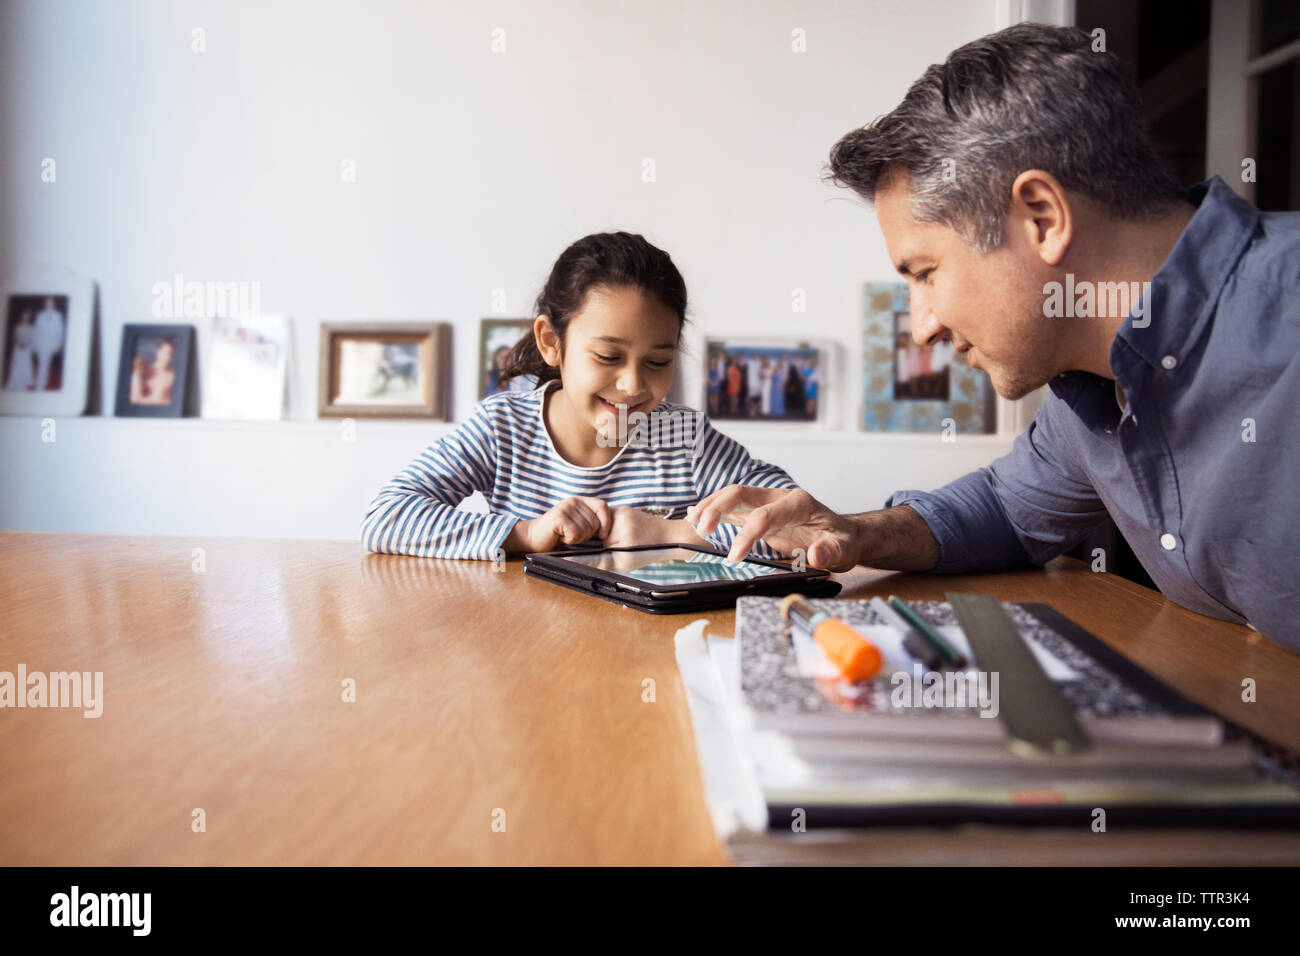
<box><xmin>673</xmin><ymin>622</ymin><xmax>768</xmax><ymax>836</ymax></box>
<box><xmin>936</xmin><ymin>623</ymin><xmax>1081</xmax><ymax>682</ymax></box>
<box><xmin>776</xmin><ymin>616</ymin><xmax>1080</xmax><ymax>686</ymax></box>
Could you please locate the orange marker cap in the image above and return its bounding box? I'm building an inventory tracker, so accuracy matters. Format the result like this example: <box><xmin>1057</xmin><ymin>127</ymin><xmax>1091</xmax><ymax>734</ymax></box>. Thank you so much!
<box><xmin>812</xmin><ymin>618</ymin><xmax>883</xmax><ymax>682</ymax></box>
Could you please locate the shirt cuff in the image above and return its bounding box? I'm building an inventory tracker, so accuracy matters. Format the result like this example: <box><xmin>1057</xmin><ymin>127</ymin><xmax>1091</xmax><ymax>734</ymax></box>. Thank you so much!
<box><xmin>886</xmin><ymin>468</ymin><xmax>1031</xmax><ymax>574</ymax></box>
<box><xmin>885</xmin><ymin>489</ymin><xmax>971</xmax><ymax>574</ymax></box>
<box><xmin>478</xmin><ymin>512</ymin><xmax>523</xmax><ymax>560</ymax></box>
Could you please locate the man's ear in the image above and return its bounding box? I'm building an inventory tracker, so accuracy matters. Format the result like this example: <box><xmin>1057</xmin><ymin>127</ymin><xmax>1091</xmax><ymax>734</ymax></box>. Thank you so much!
<box><xmin>1008</xmin><ymin>170</ymin><xmax>1073</xmax><ymax>266</ymax></box>
<box><xmin>533</xmin><ymin>315</ymin><xmax>561</xmax><ymax>367</ymax></box>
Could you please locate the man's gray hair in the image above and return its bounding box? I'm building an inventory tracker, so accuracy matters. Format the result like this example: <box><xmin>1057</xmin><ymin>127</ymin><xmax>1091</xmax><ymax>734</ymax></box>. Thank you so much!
<box><xmin>827</xmin><ymin>23</ymin><xmax>1184</xmax><ymax>253</ymax></box>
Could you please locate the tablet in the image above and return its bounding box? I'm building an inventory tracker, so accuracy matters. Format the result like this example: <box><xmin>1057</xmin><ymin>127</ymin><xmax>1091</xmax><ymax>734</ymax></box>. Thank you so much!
<box><xmin>523</xmin><ymin>544</ymin><xmax>841</xmax><ymax>614</ymax></box>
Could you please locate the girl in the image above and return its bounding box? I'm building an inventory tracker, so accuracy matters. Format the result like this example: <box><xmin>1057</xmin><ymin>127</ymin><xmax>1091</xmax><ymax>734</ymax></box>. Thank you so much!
<box><xmin>361</xmin><ymin>232</ymin><xmax>800</xmax><ymax>560</ymax></box>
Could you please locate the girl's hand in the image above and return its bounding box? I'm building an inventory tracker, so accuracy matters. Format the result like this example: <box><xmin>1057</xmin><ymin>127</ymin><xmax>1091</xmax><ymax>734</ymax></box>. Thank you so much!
<box><xmin>507</xmin><ymin>496</ymin><xmax>613</xmax><ymax>553</ymax></box>
<box><xmin>604</xmin><ymin>509</ymin><xmax>710</xmax><ymax>549</ymax></box>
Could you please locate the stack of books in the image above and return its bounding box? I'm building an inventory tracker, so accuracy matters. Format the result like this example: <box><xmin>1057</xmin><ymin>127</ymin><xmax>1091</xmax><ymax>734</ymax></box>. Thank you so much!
<box><xmin>675</xmin><ymin>596</ymin><xmax>1300</xmax><ymax>865</ymax></box>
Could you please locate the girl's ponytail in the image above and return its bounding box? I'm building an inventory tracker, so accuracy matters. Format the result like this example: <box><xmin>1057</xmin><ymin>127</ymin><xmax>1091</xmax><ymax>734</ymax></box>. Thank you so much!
<box><xmin>496</xmin><ymin>323</ymin><xmax>559</xmax><ymax>387</ymax></box>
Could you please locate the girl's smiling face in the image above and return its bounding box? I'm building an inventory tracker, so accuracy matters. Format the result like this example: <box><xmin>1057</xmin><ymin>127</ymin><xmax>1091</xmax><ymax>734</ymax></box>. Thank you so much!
<box><xmin>535</xmin><ymin>284</ymin><xmax>680</xmax><ymax>463</ymax></box>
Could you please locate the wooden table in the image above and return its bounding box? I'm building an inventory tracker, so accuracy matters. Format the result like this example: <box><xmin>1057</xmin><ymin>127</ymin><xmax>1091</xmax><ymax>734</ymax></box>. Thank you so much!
<box><xmin>2</xmin><ymin>531</ymin><xmax>1298</xmax><ymax>865</ymax></box>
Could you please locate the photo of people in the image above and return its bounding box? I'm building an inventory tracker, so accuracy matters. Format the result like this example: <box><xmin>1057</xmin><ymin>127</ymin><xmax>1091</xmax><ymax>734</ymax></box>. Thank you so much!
<box><xmin>3</xmin><ymin>294</ymin><xmax>68</xmax><ymax>392</ymax></box>
<box><xmin>204</xmin><ymin>316</ymin><xmax>289</xmax><ymax>420</ymax></box>
<box><xmin>128</xmin><ymin>336</ymin><xmax>178</xmax><ymax>405</ymax></box>
<box><xmin>892</xmin><ymin>311</ymin><xmax>951</xmax><ymax>401</ymax></box>
<box><xmin>335</xmin><ymin>338</ymin><xmax>427</xmax><ymax>404</ymax></box>
<box><xmin>705</xmin><ymin>342</ymin><xmax>821</xmax><ymax>422</ymax></box>
<box><xmin>478</xmin><ymin>318</ymin><xmax>535</xmax><ymax>398</ymax></box>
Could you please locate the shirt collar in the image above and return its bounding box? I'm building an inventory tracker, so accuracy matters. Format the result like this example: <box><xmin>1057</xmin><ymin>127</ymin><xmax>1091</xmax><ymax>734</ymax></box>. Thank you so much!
<box><xmin>1111</xmin><ymin>176</ymin><xmax>1259</xmax><ymax>372</ymax></box>
<box><xmin>1048</xmin><ymin>367</ymin><xmax>1116</xmax><ymax>411</ymax></box>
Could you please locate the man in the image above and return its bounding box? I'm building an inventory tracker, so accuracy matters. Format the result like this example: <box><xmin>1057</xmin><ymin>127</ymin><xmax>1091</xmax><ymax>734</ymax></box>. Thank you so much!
<box><xmin>687</xmin><ymin>23</ymin><xmax>1299</xmax><ymax>651</ymax></box>
<box><xmin>32</xmin><ymin>297</ymin><xmax>65</xmax><ymax>390</ymax></box>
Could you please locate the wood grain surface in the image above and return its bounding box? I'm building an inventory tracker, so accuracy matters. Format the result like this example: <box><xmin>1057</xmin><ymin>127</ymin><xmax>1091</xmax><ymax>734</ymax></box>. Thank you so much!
<box><xmin>1</xmin><ymin>531</ymin><xmax>1296</xmax><ymax>865</ymax></box>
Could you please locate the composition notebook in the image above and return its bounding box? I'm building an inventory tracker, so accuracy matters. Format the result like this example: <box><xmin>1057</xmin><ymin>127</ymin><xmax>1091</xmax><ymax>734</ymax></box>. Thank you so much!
<box><xmin>736</xmin><ymin>597</ymin><xmax>1222</xmax><ymax>746</ymax></box>
<box><xmin>674</xmin><ymin>597</ymin><xmax>1300</xmax><ymax>840</ymax></box>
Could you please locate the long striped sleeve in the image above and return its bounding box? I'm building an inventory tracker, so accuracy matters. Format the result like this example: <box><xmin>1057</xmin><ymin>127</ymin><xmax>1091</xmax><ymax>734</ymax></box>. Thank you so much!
<box><xmin>361</xmin><ymin>383</ymin><xmax>806</xmax><ymax>562</ymax></box>
<box><xmin>360</xmin><ymin>403</ymin><xmax>519</xmax><ymax>559</ymax></box>
<box><xmin>688</xmin><ymin>418</ymin><xmax>799</xmax><ymax>560</ymax></box>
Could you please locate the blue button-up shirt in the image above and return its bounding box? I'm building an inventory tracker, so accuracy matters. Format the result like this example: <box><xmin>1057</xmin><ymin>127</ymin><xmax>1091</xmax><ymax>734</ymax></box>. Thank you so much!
<box><xmin>886</xmin><ymin>177</ymin><xmax>1300</xmax><ymax>652</ymax></box>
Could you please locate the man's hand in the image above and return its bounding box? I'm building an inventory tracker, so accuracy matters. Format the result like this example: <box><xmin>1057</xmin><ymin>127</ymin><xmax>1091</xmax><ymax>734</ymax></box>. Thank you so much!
<box><xmin>686</xmin><ymin>486</ymin><xmax>941</xmax><ymax>572</ymax></box>
<box><xmin>686</xmin><ymin>487</ymin><xmax>862</xmax><ymax>570</ymax></box>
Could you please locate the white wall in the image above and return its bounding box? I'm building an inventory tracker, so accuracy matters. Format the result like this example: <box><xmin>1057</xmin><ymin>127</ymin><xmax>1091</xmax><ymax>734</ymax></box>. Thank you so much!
<box><xmin>0</xmin><ymin>415</ymin><xmax>1017</xmax><ymax>540</ymax></box>
<box><xmin>0</xmin><ymin>0</ymin><xmax>1044</xmax><ymax>541</ymax></box>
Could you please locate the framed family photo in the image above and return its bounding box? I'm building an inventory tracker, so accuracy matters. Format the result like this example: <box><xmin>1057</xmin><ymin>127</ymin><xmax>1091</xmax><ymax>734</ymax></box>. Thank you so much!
<box><xmin>114</xmin><ymin>323</ymin><xmax>196</xmax><ymax>417</ymax></box>
<box><xmin>861</xmin><ymin>282</ymin><xmax>996</xmax><ymax>434</ymax></box>
<box><xmin>703</xmin><ymin>338</ymin><xmax>830</xmax><ymax>425</ymax></box>
<box><xmin>477</xmin><ymin>317</ymin><xmax>535</xmax><ymax>399</ymax></box>
<box><xmin>0</xmin><ymin>264</ymin><xmax>96</xmax><ymax>416</ymax></box>
<box><xmin>203</xmin><ymin>315</ymin><xmax>293</xmax><ymax>420</ymax></box>
<box><xmin>318</xmin><ymin>322</ymin><xmax>450</xmax><ymax>419</ymax></box>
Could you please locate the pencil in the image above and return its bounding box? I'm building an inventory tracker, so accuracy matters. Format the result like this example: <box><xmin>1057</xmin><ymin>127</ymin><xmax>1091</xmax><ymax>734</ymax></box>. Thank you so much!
<box><xmin>888</xmin><ymin>595</ymin><xmax>969</xmax><ymax>668</ymax></box>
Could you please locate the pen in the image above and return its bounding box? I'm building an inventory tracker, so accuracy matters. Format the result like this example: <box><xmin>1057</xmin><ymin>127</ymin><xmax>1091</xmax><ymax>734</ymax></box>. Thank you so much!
<box><xmin>780</xmin><ymin>593</ymin><xmax>883</xmax><ymax>682</ymax></box>
<box><xmin>868</xmin><ymin>597</ymin><xmax>944</xmax><ymax>670</ymax></box>
<box><xmin>888</xmin><ymin>595</ymin><xmax>969</xmax><ymax>668</ymax></box>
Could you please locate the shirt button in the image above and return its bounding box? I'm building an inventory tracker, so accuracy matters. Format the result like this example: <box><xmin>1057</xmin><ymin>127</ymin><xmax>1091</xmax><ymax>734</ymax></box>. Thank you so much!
<box><xmin>1160</xmin><ymin>533</ymin><xmax>1177</xmax><ymax>551</ymax></box>
<box><xmin>1161</xmin><ymin>355</ymin><xmax>1177</xmax><ymax>370</ymax></box>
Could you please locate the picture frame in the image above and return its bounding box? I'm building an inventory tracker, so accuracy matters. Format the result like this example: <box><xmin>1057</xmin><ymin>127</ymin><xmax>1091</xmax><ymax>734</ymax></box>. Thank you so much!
<box><xmin>861</xmin><ymin>282</ymin><xmax>996</xmax><ymax>434</ymax></box>
<box><xmin>202</xmin><ymin>314</ymin><xmax>293</xmax><ymax>420</ymax></box>
<box><xmin>318</xmin><ymin>322</ymin><xmax>450</xmax><ymax>420</ymax></box>
<box><xmin>702</xmin><ymin>338</ymin><xmax>831</xmax><ymax>426</ymax></box>
<box><xmin>0</xmin><ymin>263</ymin><xmax>96</xmax><ymax>417</ymax></box>
<box><xmin>477</xmin><ymin>317</ymin><xmax>535</xmax><ymax>399</ymax></box>
<box><xmin>114</xmin><ymin>323</ymin><xmax>196</xmax><ymax>417</ymax></box>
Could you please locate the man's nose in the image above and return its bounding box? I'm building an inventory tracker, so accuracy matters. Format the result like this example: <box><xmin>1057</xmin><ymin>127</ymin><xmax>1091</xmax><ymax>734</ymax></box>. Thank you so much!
<box><xmin>911</xmin><ymin>308</ymin><xmax>946</xmax><ymax>348</ymax></box>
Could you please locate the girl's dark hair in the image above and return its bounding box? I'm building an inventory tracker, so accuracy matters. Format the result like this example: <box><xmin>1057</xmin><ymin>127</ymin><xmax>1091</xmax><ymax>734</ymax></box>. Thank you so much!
<box><xmin>498</xmin><ymin>231</ymin><xmax>688</xmax><ymax>387</ymax></box>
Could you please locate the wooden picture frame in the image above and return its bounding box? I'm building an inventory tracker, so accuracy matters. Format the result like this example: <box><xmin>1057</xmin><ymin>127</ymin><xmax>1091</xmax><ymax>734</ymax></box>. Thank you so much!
<box><xmin>0</xmin><ymin>264</ymin><xmax>96</xmax><ymax>417</ymax></box>
<box><xmin>318</xmin><ymin>322</ymin><xmax>449</xmax><ymax>419</ymax></box>
<box><xmin>114</xmin><ymin>323</ymin><xmax>196</xmax><ymax>417</ymax></box>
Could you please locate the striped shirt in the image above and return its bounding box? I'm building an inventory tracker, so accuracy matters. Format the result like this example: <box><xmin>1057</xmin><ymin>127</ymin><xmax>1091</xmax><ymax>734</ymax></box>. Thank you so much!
<box><xmin>361</xmin><ymin>380</ymin><xmax>798</xmax><ymax>560</ymax></box>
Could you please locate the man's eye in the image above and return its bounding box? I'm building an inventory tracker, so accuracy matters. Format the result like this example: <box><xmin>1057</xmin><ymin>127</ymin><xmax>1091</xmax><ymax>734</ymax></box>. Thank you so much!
<box><xmin>914</xmin><ymin>269</ymin><xmax>933</xmax><ymax>283</ymax></box>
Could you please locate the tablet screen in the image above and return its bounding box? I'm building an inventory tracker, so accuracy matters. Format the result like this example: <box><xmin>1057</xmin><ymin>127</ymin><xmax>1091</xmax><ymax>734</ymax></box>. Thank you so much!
<box><xmin>559</xmin><ymin>547</ymin><xmax>786</xmax><ymax>585</ymax></box>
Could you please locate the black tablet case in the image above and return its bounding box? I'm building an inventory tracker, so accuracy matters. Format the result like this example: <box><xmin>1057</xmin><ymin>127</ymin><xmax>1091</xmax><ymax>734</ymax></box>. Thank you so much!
<box><xmin>524</xmin><ymin>545</ymin><xmax>842</xmax><ymax>614</ymax></box>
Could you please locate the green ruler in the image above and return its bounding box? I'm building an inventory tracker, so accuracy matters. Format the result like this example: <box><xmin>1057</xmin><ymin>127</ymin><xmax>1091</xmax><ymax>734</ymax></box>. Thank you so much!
<box><xmin>946</xmin><ymin>592</ymin><xmax>1091</xmax><ymax>757</ymax></box>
